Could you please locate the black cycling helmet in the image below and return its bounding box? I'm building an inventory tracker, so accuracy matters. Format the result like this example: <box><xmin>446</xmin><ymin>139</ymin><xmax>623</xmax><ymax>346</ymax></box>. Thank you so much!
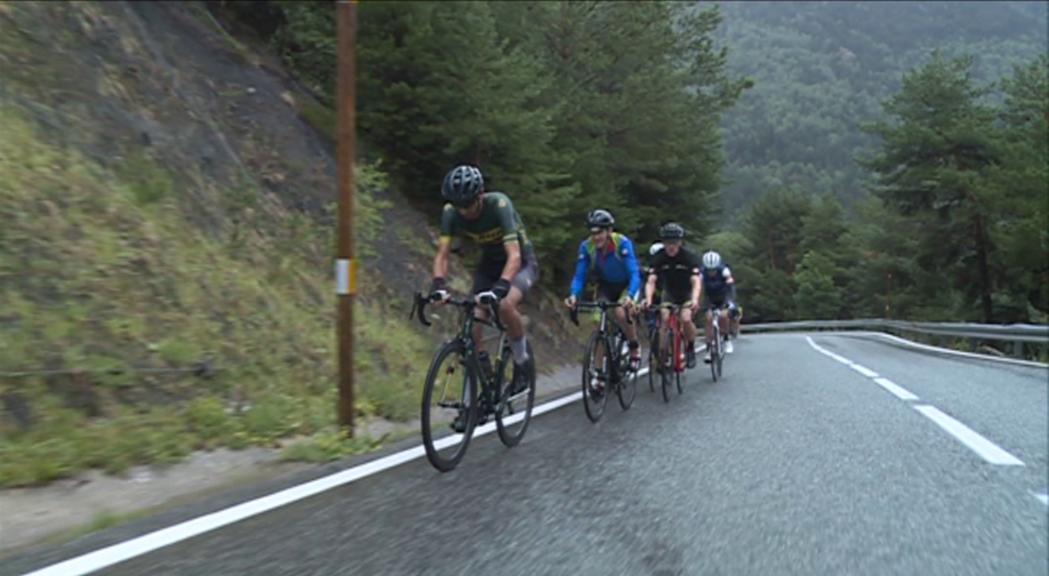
<box><xmin>586</xmin><ymin>209</ymin><xmax>615</xmax><ymax>229</ymax></box>
<box><xmin>658</xmin><ymin>222</ymin><xmax>686</xmax><ymax>240</ymax></box>
<box><xmin>441</xmin><ymin>165</ymin><xmax>484</xmax><ymax>207</ymax></box>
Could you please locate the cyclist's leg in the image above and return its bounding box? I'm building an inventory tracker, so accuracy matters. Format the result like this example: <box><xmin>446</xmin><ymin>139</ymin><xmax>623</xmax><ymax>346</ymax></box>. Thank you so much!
<box><xmin>679</xmin><ymin>304</ymin><xmax>698</xmax><ymax>367</ymax></box>
<box><xmin>604</xmin><ymin>282</ymin><xmax>639</xmax><ymax>365</ymax></box>
<box><xmin>680</xmin><ymin>305</ymin><xmax>697</xmax><ymax>345</ymax></box>
<box><xmin>657</xmin><ymin>305</ymin><xmax>672</xmax><ymax>368</ymax></box>
<box><xmin>702</xmin><ymin>295</ymin><xmax>715</xmax><ymax>348</ymax></box>
<box><xmin>471</xmin><ymin>262</ymin><xmax>501</xmax><ymax>354</ymax></box>
<box><xmin>499</xmin><ymin>254</ymin><xmax>538</xmax><ymax>366</ymax></box>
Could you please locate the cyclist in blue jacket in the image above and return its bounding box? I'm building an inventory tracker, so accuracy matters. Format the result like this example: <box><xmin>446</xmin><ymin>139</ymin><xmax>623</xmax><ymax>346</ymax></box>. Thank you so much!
<box><xmin>565</xmin><ymin>210</ymin><xmax>643</xmax><ymax>375</ymax></box>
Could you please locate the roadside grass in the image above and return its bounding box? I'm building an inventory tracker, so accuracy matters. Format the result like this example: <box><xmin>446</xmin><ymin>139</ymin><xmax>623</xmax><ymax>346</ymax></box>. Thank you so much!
<box><xmin>0</xmin><ymin>104</ymin><xmax>432</xmax><ymax>487</ymax></box>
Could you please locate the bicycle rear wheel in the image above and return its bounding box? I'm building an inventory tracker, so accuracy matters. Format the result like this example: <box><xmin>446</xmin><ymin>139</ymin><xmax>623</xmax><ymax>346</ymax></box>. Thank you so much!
<box><xmin>496</xmin><ymin>341</ymin><xmax>535</xmax><ymax>447</ymax></box>
<box><xmin>582</xmin><ymin>331</ymin><xmax>609</xmax><ymax>422</ymax></box>
<box><xmin>421</xmin><ymin>340</ymin><xmax>478</xmax><ymax>472</ymax></box>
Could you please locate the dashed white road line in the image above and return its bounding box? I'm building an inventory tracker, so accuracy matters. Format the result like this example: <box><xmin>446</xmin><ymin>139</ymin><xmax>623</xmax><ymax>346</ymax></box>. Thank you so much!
<box><xmin>806</xmin><ymin>335</ymin><xmax>1029</xmax><ymax>468</ymax></box>
<box><xmin>873</xmin><ymin>377</ymin><xmax>920</xmax><ymax>401</ymax></box>
<box><xmin>913</xmin><ymin>405</ymin><xmax>1025</xmax><ymax>466</ymax></box>
<box><xmin>848</xmin><ymin>363</ymin><xmax>879</xmax><ymax>378</ymax></box>
<box><xmin>1033</xmin><ymin>492</ymin><xmax>1049</xmax><ymax>506</ymax></box>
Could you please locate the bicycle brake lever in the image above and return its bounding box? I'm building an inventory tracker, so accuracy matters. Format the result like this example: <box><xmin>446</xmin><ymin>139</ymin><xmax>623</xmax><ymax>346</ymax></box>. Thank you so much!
<box><xmin>413</xmin><ymin>293</ymin><xmax>433</xmax><ymax>327</ymax></box>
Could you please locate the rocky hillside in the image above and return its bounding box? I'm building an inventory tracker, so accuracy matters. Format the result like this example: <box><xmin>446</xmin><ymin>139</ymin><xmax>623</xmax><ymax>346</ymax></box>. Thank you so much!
<box><xmin>0</xmin><ymin>1</ymin><xmax>576</xmax><ymax>487</ymax></box>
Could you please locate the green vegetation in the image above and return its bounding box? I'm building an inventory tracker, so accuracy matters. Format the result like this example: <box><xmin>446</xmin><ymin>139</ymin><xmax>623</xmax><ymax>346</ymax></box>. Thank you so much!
<box><xmin>729</xmin><ymin>54</ymin><xmax>1048</xmax><ymax>329</ymax></box>
<box><xmin>281</xmin><ymin>431</ymin><xmax>384</xmax><ymax>464</ymax></box>
<box><xmin>0</xmin><ymin>107</ymin><xmax>430</xmax><ymax>487</ymax></box>
<box><xmin>226</xmin><ymin>1</ymin><xmax>749</xmax><ymax>286</ymax></box>
<box><xmin>715</xmin><ymin>1</ymin><xmax>1048</xmax><ymax>214</ymax></box>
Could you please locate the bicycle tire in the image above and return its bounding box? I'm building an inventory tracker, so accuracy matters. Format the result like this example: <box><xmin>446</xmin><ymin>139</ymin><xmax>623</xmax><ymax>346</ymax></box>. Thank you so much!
<box><xmin>421</xmin><ymin>340</ymin><xmax>478</xmax><ymax>472</ymax></box>
<box><xmin>496</xmin><ymin>341</ymin><xmax>535</xmax><ymax>447</ymax></box>
<box><xmin>616</xmin><ymin>334</ymin><xmax>637</xmax><ymax>411</ymax></box>
<box><xmin>647</xmin><ymin>326</ymin><xmax>657</xmax><ymax>393</ymax></box>
<box><xmin>715</xmin><ymin>334</ymin><xmax>724</xmax><ymax>381</ymax></box>
<box><xmin>582</xmin><ymin>331</ymin><xmax>609</xmax><ymax>423</ymax></box>
<box><xmin>710</xmin><ymin>323</ymin><xmax>720</xmax><ymax>383</ymax></box>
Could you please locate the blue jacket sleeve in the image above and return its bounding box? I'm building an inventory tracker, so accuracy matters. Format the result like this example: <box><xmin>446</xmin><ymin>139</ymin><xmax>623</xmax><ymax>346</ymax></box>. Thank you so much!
<box><xmin>623</xmin><ymin>237</ymin><xmax>642</xmax><ymax>300</ymax></box>
<box><xmin>570</xmin><ymin>241</ymin><xmax>590</xmax><ymax>298</ymax></box>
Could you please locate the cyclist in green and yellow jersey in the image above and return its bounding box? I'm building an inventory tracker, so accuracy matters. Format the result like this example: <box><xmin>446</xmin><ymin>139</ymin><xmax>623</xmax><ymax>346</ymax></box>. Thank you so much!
<box><xmin>429</xmin><ymin>165</ymin><xmax>538</xmax><ymax>430</ymax></box>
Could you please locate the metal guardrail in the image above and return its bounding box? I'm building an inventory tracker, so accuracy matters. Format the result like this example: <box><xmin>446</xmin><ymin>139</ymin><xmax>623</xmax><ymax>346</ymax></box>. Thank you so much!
<box><xmin>741</xmin><ymin>318</ymin><xmax>1049</xmax><ymax>358</ymax></box>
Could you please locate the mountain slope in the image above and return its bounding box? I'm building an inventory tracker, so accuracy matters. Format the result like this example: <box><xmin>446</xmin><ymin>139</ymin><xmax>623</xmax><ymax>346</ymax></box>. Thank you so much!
<box><xmin>714</xmin><ymin>1</ymin><xmax>1048</xmax><ymax>214</ymax></box>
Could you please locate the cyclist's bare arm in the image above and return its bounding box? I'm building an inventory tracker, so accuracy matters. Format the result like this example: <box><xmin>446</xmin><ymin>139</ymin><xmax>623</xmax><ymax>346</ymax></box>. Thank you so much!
<box><xmin>690</xmin><ymin>274</ymin><xmax>701</xmax><ymax>307</ymax></box>
<box><xmin>644</xmin><ymin>272</ymin><xmax>658</xmax><ymax>305</ymax></box>
<box><xmin>500</xmin><ymin>241</ymin><xmax>522</xmax><ymax>283</ymax></box>
<box><xmin>432</xmin><ymin>237</ymin><xmax>451</xmax><ymax>280</ymax></box>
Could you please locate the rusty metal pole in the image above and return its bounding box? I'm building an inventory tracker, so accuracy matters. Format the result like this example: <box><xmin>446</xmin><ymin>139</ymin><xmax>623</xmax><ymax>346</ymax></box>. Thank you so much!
<box><xmin>336</xmin><ymin>0</ymin><xmax>357</xmax><ymax>436</ymax></box>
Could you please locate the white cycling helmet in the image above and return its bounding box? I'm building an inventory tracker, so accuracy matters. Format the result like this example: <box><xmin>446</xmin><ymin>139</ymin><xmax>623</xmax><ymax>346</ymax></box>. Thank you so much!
<box><xmin>649</xmin><ymin>242</ymin><xmax>664</xmax><ymax>256</ymax></box>
<box><xmin>702</xmin><ymin>250</ymin><xmax>722</xmax><ymax>268</ymax></box>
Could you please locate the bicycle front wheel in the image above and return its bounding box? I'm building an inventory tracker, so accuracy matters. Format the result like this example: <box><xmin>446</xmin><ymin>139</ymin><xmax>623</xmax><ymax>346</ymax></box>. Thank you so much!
<box><xmin>496</xmin><ymin>341</ymin><xmax>535</xmax><ymax>447</ymax></box>
<box><xmin>715</xmin><ymin>337</ymin><xmax>724</xmax><ymax>381</ymax></box>
<box><xmin>710</xmin><ymin>327</ymin><xmax>720</xmax><ymax>383</ymax></box>
<box><xmin>616</xmin><ymin>352</ymin><xmax>637</xmax><ymax>411</ymax></box>
<box><xmin>421</xmin><ymin>340</ymin><xmax>478</xmax><ymax>472</ymax></box>
<box><xmin>582</xmin><ymin>331</ymin><xmax>609</xmax><ymax>422</ymax></box>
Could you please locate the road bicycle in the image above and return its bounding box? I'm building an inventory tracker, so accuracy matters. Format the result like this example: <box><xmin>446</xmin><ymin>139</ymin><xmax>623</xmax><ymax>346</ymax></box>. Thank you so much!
<box><xmin>652</xmin><ymin>302</ymin><xmax>686</xmax><ymax>402</ymax></box>
<box><xmin>569</xmin><ymin>301</ymin><xmax>638</xmax><ymax>422</ymax></box>
<box><xmin>410</xmin><ymin>291</ymin><xmax>536</xmax><ymax>472</ymax></box>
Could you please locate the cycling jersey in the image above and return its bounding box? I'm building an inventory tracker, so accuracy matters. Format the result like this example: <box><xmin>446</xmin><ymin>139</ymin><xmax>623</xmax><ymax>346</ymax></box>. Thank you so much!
<box><xmin>440</xmin><ymin>192</ymin><xmax>534</xmax><ymax>261</ymax></box>
<box><xmin>569</xmin><ymin>233</ymin><xmax>642</xmax><ymax>300</ymax></box>
<box><xmin>700</xmin><ymin>264</ymin><xmax>734</xmax><ymax>297</ymax></box>
<box><xmin>648</xmin><ymin>247</ymin><xmax>701</xmax><ymax>303</ymax></box>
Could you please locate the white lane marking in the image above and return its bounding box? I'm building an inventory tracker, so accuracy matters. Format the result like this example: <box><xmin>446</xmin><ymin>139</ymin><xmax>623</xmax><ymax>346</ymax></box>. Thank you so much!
<box><xmin>1033</xmin><ymin>492</ymin><xmax>1049</xmax><ymax>506</ymax></box>
<box><xmin>913</xmin><ymin>405</ymin><xmax>1025</xmax><ymax>466</ymax></box>
<box><xmin>868</xmin><ymin>332</ymin><xmax>1049</xmax><ymax>369</ymax></box>
<box><xmin>20</xmin><ymin>389</ymin><xmax>586</xmax><ymax>576</ymax></box>
<box><xmin>848</xmin><ymin>364</ymin><xmax>879</xmax><ymax>378</ymax></box>
<box><xmin>873</xmin><ymin>377</ymin><xmax>919</xmax><ymax>401</ymax></box>
<box><xmin>805</xmin><ymin>337</ymin><xmax>851</xmax><ymax>365</ymax></box>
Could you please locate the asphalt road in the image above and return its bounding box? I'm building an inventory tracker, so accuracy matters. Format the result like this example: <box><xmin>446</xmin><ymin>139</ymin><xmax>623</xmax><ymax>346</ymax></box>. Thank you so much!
<box><xmin>6</xmin><ymin>333</ymin><xmax>1047</xmax><ymax>576</ymax></box>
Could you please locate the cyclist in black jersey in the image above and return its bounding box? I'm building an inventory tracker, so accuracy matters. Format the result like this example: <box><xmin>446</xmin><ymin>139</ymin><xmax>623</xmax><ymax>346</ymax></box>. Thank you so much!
<box><xmin>642</xmin><ymin>223</ymin><xmax>702</xmax><ymax>369</ymax></box>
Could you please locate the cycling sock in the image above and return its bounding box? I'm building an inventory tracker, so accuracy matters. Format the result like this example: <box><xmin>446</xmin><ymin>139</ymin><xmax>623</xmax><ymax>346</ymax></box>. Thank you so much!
<box><xmin>510</xmin><ymin>336</ymin><xmax>529</xmax><ymax>365</ymax></box>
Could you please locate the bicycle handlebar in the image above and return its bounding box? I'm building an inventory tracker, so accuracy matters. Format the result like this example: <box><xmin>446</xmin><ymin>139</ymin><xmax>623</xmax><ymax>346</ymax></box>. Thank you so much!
<box><xmin>568</xmin><ymin>300</ymin><xmax>633</xmax><ymax>327</ymax></box>
<box><xmin>410</xmin><ymin>292</ymin><xmax>506</xmax><ymax>332</ymax></box>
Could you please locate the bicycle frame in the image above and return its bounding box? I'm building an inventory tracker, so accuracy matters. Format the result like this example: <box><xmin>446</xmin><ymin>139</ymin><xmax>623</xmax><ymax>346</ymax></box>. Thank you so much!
<box><xmin>570</xmin><ymin>301</ymin><xmax>631</xmax><ymax>384</ymax></box>
<box><xmin>412</xmin><ymin>293</ymin><xmax>507</xmax><ymax>412</ymax></box>
<box><xmin>655</xmin><ymin>303</ymin><xmax>685</xmax><ymax>374</ymax></box>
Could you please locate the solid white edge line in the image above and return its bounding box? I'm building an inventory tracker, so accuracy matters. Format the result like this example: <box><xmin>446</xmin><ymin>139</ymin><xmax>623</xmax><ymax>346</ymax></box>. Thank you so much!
<box><xmin>913</xmin><ymin>405</ymin><xmax>1025</xmax><ymax>466</ymax></box>
<box><xmin>866</xmin><ymin>332</ymin><xmax>1049</xmax><ymax>369</ymax></box>
<box><xmin>20</xmin><ymin>388</ymin><xmax>588</xmax><ymax>576</ymax></box>
<box><xmin>805</xmin><ymin>336</ymin><xmax>851</xmax><ymax>365</ymax></box>
<box><xmin>872</xmin><ymin>377</ymin><xmax>919</xmax><ymax>401</ymax></box>
<box><xmin>22</xmin><ymin>339</ymin><xmax>715</xmax><ymax>576</ymax></box>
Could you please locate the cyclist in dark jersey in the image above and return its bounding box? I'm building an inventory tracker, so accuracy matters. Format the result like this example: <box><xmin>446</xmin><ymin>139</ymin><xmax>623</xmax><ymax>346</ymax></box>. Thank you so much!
<box><xmin>699</xmin><ymin>250</ymin><xmax>737</xmax><ymax>362</ymax></box>
<box><xmin>642</xmin><ymin>223</ymin><xmax>702</xmax><ymax>369</ymax></box>
<box><xmin>429</xmin><ymin>165</ymin><xmax>538</xmax><ymax>430</ymax></box>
